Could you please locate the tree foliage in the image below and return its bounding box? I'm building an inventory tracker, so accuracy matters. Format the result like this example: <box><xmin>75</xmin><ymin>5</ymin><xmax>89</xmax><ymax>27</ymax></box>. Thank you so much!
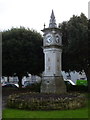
<box><xmin>60</xmin><ymin>13</ymin><xmax>88</xmax><ymax>73</ymax></box>
<box><xmin>2</xmin><ymin>27</ymin><xmax>44</xmax><ymax>86</ymax></box>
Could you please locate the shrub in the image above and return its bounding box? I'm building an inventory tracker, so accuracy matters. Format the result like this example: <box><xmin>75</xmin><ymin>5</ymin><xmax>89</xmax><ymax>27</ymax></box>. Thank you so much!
<box><xmin>76</xmin><ymin>80</ymin><xmax>87</xmax><ymax>86</ymax></box>
<box><xmin>66</xmin><ymin>85</ymin><xmax>88</xmax><ymax>92</ymax></box>
<box><xmin>7</xmin><ymin>92</ymin><xmax>87</xmax><ymax>110</ymax></box>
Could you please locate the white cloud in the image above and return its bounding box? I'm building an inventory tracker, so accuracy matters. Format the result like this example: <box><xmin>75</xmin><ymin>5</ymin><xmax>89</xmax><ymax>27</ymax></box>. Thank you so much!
<box><xmin>0</xmin><ymin>0</ymin><xmax>88</xmax><ymax>33</ymax></box>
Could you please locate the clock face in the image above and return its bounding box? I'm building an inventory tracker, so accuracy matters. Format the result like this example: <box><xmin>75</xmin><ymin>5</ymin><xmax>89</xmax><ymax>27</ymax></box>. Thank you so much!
<box><xmin>55</xmin><ymin>34</ymin><xmax>61</xmax><ymax>43</ymax></box>
<box><xmin>45</xmin><ymin>34</ymin><xmax>53</xmax><ymax>44</ymax></box>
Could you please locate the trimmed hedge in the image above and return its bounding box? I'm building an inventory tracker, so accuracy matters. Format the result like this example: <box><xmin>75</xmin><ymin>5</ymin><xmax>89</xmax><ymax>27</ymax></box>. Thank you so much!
<box><xmin>66</xmin><ymin>85</ymin><xmax>88</xmax><ymax>92</ymax></box>
<box><xmin>7</xmin><ymin>92</ymin><xmax>87</xmax><ymax>110</ymax></box>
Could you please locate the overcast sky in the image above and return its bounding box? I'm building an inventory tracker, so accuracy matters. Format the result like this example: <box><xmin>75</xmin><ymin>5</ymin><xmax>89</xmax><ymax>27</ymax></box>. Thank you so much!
<box><xmin>0</xmin><ymin>0</ymin><xmax>89</xmax><ymax>33</ymax></box>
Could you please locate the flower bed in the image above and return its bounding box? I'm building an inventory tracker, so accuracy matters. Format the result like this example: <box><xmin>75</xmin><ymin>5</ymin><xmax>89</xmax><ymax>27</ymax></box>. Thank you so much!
<box><xmin>7</xmin><ymin>92</ymin><xmax>87</xmax><ymax>110</ymax></box>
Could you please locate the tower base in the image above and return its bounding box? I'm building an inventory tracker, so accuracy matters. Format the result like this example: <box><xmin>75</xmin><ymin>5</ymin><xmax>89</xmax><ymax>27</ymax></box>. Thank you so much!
<box><xmin>41</xmin><ymin>76</ymin><xmax>66</xmax><ymax>94</ymax></box>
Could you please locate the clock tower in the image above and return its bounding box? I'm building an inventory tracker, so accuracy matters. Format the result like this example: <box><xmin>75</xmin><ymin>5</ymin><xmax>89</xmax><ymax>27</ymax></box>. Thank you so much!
<box><xmin>41</xmin><ymin>10</ymin><xmax>66</xmax><ymax>94</ymax></box>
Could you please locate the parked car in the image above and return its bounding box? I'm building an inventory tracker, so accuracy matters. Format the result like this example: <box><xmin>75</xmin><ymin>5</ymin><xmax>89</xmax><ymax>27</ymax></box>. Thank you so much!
<box><xmin>2</xmin><ymin>83</ymin><xmax>18</xmax><ymax>88</ymax></box>
<box><xmin>64</xmin><ymin>79</ymin><xmax>75</xmax><ymax>86</ymax></box>
<box><xmin>14</xmin><ymin>83</ymin><xmax>19</xmax><ymax>88</ymax></box>
<box><xmin>1</xmin><ymin>81</ymin><xmax>9</xmax><ymax>86</ymax></box>
<box><xmin>23</xmin><ymin>82</ymin><xmax>35</xmax><ymax>88</ymax></box>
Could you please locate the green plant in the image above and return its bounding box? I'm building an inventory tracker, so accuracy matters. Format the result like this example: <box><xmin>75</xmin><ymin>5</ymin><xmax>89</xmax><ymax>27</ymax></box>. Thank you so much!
<box><xmin>76</xmin><ymin>80</ymin><xmax>88</xmax><ymax>86</ymax></box>
<box><xmin>7</xmin><ymin>92</ymin><xmax>87</xmax><ymax>110</ymax></box>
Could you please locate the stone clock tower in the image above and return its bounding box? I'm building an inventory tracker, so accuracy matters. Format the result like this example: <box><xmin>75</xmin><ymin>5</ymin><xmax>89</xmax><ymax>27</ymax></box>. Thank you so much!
<box><xmin>41</xmin><ymin>10</ymin><xmax>66</xmax><ymax>94</ymax></box>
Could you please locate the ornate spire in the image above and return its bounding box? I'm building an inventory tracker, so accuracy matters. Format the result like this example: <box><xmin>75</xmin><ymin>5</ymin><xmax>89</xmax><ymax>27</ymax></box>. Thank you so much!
<box><xmin>49</xmin><ymin>10</ymin><xmax>57</xmax><ymax>28</ymax></box>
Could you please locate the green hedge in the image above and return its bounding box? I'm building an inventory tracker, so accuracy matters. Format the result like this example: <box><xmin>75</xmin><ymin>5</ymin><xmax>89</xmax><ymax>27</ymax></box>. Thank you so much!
<box><xmin>7</xmin><ymin>92</ymin><xmax>87</xmax><ymax>110</ymax></box>
<box><xmin>66</xmin><ymin>85</ymin><xmax>88</xmax><ymax>92</ymax></box>
<box><xmin>76</xmin><ymin>80</ymin><xmax>87</xmax><ymax>86</ymax></box>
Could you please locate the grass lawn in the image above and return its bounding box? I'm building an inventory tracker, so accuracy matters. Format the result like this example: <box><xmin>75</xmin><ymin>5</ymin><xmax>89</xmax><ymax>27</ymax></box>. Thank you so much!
<box><xmin>2</xmin><ymin>92</ymin><xmax>89</xmax><ymax>119</ymax></box>
<box><xmin>2</xmin><ymin>107</ymin><xmax>88</xmax><ymax>118</ymax></box>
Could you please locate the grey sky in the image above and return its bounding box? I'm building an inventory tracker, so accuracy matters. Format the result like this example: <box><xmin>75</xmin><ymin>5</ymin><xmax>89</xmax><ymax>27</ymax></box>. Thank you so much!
<box><xmin>0</xmin><ymin>0</ymin><xmax>89</xmax><ymax>33</ymax></box>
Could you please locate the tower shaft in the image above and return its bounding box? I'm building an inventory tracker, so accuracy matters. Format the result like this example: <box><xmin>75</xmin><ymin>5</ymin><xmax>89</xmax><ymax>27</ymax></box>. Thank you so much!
<box><xmin>41</xmin><ymin>10</ymin><xmax>66</xmax><ymax>94</ymax></box>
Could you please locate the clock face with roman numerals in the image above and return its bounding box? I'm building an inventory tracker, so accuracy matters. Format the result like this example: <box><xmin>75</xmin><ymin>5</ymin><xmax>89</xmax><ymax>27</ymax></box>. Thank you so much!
<box><xmin>44</xmin><ymin>33</ymin><xmax>62</xmax><ymax>46</ymax></box>
<box><xmin>45</xmin><ymin>33</ymin><xmax>53</xmax><ymax>44</ymax></box>
<box><xmin>55</xmin><ymin>34</ymin><xmax>61</xmax><ymax>43</ymax></box>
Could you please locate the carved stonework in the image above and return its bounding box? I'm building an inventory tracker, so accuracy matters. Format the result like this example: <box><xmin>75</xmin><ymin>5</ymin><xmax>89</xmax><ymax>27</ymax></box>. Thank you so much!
<box><xmin>57</xmin><ymin>59</ymin><xmax>59</xmax><ymax>62</ymax></box>
<box><xmin>41</xmin><ymin>76</ymin><xmax>66</xmax><ymax>94</ymax></box>
<box><xmin>57</xmin><ymin>66</ymin><xmax>60</xmax><ymax>71</ymax></box>
<box><xmin>41</xmin><ymin>10</ymin><xmax>66</xmax><ymax>94</ymax></box>
<box><xmin>48</xmin><ymin>66</ymin><xmax>50</xmax><ymax>70</ymax></box>
<box><xmin>49</xmin><ymin>10</ymin><xmax>57</xmax><ymax>28</ymax></box>
<box><xmin>48</xmin><ymin>58</ymin><xmax>50</xmax><ymax>62</ymax></box>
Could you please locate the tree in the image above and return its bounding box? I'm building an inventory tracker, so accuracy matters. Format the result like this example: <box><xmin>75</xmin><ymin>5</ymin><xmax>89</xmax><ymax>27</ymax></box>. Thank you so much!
<box><xmin>2</xmin><ymin>27</ymin><xmax>44</xmax><ymax>87</ymax></box>
<box><xmin>60</xmin><ymin>13</ymin><xmax>89</xmax><ymax>82</ymax></box>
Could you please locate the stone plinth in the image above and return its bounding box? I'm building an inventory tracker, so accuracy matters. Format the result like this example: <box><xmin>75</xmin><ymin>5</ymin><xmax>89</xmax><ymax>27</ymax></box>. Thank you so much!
<box><xmin>41</xmin><ymin>76</ymin><xmax>66</xmax><ymax>94</ymax></box>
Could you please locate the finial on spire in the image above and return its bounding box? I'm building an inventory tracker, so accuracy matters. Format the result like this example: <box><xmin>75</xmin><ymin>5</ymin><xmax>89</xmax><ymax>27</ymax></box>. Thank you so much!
<box><xmin>44</xmin><ymin>23</ymin><xmax>46</xmax><ymax>29</ymax></box>
<box><xmin>49</xmin><ymin>10</ymin><xmax>57</xmax><ymax>28</ymax></box>
<box><xmin>51</xmin><ymin>10</ymin><xmax>55</xmax><ymax>19</ymax></box>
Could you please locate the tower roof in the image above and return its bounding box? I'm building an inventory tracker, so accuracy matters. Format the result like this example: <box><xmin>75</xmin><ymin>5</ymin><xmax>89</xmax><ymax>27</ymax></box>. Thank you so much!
<box><xmin>49</xmin><ymin>10</ymin><xmax>57</xmax><ymax>28</ymax></box>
